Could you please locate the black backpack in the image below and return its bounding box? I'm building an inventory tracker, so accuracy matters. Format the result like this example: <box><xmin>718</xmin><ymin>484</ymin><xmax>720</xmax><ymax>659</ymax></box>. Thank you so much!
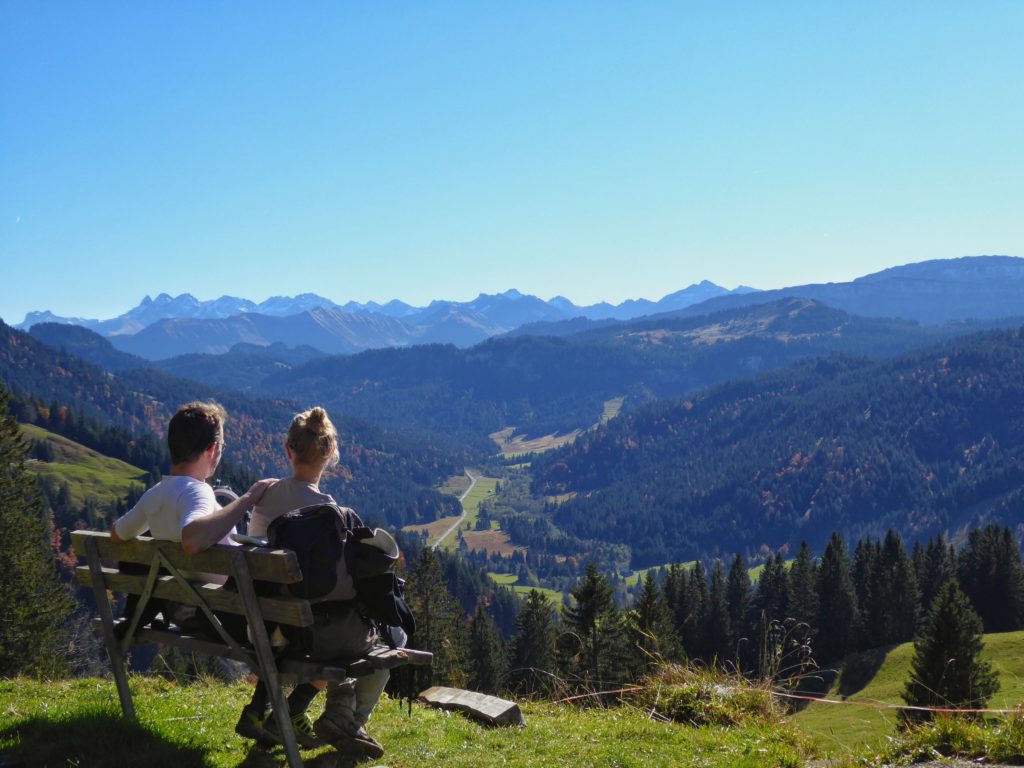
<box><xmin>266</xmin><ymin>503</ymin><xmax>416</xmax><ymax>643</ymax></box>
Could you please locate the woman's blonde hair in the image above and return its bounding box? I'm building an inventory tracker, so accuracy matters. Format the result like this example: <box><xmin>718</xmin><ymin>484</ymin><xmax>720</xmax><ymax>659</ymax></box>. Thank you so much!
<box><xmin>287</xmin><ymin>406</ymin><xmax>339</xmax><ymax>468</ymax></box>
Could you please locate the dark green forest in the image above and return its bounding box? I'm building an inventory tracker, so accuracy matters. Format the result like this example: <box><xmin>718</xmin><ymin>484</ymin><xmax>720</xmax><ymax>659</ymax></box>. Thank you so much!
<box><xmin>530</xmin><ymin>327</ymin><xmax>1024</xmax><ymax>567</ymax></box>
<box><xmin>252</xmin><ymin>298</ymin><xmax>989</xmax><ymax>449</ymax></box>
<box><xmin>0</xmin><ymin>320</ymin><xmax>461</xmax><ymax>529</ymax></box>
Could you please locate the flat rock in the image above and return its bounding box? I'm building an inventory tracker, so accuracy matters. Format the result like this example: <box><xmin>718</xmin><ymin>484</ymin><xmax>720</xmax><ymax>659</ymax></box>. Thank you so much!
<box><xmin>419</xmin><ymin>686</ymin><xmax>526</xmax><ymax>727</ymax></box>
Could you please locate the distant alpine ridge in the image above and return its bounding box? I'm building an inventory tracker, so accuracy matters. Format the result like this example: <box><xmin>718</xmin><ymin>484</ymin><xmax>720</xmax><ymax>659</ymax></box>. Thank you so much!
<box><xmin>16</xmin><ymin>282</ymin><xmax>757</xmax><ymax>359</ymax></box>
<box><xmin>12</xmin><ymin>255</ymin><xmax>1024</xmax><ymax>360</ymax></box>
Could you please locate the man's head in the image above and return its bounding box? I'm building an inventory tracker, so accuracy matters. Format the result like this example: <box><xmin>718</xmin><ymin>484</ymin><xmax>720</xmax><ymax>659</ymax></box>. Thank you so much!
<box><xmin>168</xmin><ymin>401</ymin><xmax>227</xmax><ymax>468</ymax></box>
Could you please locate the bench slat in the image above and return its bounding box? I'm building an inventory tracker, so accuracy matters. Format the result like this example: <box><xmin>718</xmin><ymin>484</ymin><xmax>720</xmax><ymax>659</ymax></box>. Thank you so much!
<box><xmin>71</xmin><ymin>530</ymin><xmax>302</xmax><ymax>584</ymax></box>
<box><xmin>105</xmin><ymin>621</ymin><xmax>431</xmax><ymax>682</ymax></box>
<box><xmin>76</xmin><ymin>566</ymin><xmax>313</xmax><ymax>626</ymax></box>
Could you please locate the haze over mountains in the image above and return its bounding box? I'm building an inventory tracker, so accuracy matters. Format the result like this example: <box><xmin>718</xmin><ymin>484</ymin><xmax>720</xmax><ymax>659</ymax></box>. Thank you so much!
<box><xmin>15</xmin><ymin>282</ymin><xmax>757</xmax><ymax>359</ymax></box>
<box><xmin>12</xmin><ymin>256</ymin><xmax>1023</xmax><ymax>360</ymax></box>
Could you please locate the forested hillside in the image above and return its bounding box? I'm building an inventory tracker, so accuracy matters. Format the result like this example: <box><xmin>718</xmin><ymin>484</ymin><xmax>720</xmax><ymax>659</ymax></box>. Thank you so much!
<box><xmin>0</xmin><ymin>321</ymin><xmax>461</xmax><ymax>528</ymax></box>
<box><xmin>247</xmin><ymin>298</ymin><xmax>982</xmax><ymax>453</ymax></box>
<box><xmin>531</xmin><ymin>327</ymin><xmax>1024</xmax><ymax>567</ymax></box>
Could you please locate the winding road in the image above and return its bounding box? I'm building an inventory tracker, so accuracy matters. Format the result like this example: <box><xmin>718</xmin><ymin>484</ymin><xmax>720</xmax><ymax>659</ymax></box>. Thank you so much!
<box><xmin>432</xmin><ymin>470</ymin><xmax>478</xmax><ymax>550</ymax></box>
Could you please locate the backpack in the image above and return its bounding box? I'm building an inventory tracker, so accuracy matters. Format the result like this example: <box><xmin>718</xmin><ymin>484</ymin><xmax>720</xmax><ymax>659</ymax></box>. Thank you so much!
<box><xmin>266</xmin><ymin>503</ymin><xmax>416</xmax><ymax>645</ymax></box>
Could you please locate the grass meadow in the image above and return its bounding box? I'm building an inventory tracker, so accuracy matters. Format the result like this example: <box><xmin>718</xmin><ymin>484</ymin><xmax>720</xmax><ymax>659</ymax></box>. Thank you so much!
<box><xmin>790</xmin><ymin>629</ymin><xmax>1024</xmax><ymax>757</ymax></box>
<box><xmin>20</xmin><ymin>423</ymin><xmax>149</xmax><ymax>510</ymax></box>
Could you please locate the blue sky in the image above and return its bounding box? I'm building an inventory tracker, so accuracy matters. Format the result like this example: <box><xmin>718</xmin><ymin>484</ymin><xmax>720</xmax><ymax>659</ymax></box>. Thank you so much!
<box><xmin>2</xmin><ymin>2</ymin><xmax>1022</xmax><ymax>323</ymax></box>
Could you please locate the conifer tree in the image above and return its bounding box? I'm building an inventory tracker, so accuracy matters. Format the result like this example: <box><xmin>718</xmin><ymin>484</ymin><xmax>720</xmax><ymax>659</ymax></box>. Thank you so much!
<box><xmin>852</xmin><ymin>537</ymin><xmax>879</xmax><ymax>649</ymax></box>
<box><xmin>917</xmin><ymin>534</ymin><xmax>956</xmax><ymax>619</ymax></box>
<box><xmin>787</xmin><ymin>542</ymin><xmax>818</xmax><ymax>630</ymax></box>
<box><xmin>958</xmin><ymin>525</ymin><xmax>1024</xmax><ymax>633</ymax></box>
<box><xmin>468</xmin><ymin>602</ymin><xmax>507</xmax><ymax>694</ymax></box>
<box><xmin>682</xmin><ymin>561</ymin><xmax>708</xmax><ymax>659</ymax></box>
<box><xmin>902</xmin><ymin>580</ymin><xmax>998</xmax><ymax>719</ymax></box>
<box><xmin>563</xmin><ymin>562</ymin><xmax>630</xmax><ymax>687</ymax></box>
<box><xmin>754</xmin><ymin>553</ymin><xmax>788</xmax><ymax>625</ymax></box>
<box><xmin>408</xmin><ymin>548</ymin><xmax>469</xmax><ymax>687</ymax></box>
<box><xmin>704</xmin><ymin>560</ymin><xmax>732</xmax><ymax>665</ymax></box>
<box><xmin>662</xmin><ymin>561</ymin><xmax>689</xmax><ymax>648</ymax></box>
<box><xmin>867</xmin><ymin>530</ymin><xmax>919</xmax><ymax>647</ymax></box>
<box><xmin>629</xmin><ymin>571</ymin><xmax>683</xmax><ymax>669</ymax></box>
<box><xmin>0</xmin><ymin>384</ymin><xmax>73</xmax><ymax>677</ymax></box>
<box><xmin>507</xmin><ymin>589</ymin><xmax>559</xmax><ymax>696</ymax></box>
<box><xmin>815</xmin><ymin>533</ymin><xmax>859</xmax><ymax>663</ymax></box>
<box><xmin>725</xmin><ymin>554</ymin><xmax>753</xmax><ymax>669</ymax></box>
<box><xmin>752</xmin><ymin>553</ymin><xmax>789</xmax><ymax>678</ymax></box>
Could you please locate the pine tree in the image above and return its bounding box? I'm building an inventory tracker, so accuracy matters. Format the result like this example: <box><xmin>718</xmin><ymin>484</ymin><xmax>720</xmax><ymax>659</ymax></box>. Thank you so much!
<box><xmin>902</xmin><ymin>580</ymin><xmax>998</xmax><ymax>719</ymax></box>
<box><xmin>507</xmin><ymin>589</ymin><xmax>559</xmax><ymax>696</ymax></box>
<box><xmin>0</xmin><ymin>384</ymin><xmax>73</xmax><ymax>677</ymax></box>
<box><xmin>754</xmin><ymin>553</ymin><xmax>788</xmax><ymax>625</ymax></box>
<box><xmin>468</xmin><ymin>602</ymin><xmax>507</xmax><ymax>694</ymax></box>
<box><xmin>662</xmin><ymin>561</ymin><xmax>689</xmax><ymax>648</ymax></box>
<box><xmin>787</xmin><ymin>542</ymin><xmax>818</xmax><ymax>630</ymax></box>
<box><xmin>704</xmin><ymin>560</ymin><xmax>732</xmax><ymax>665</ymax></box>
<box><xmin>917</xmin><ymin>534</ymin><xmax>956</xmax><ymax>619</ymax></box>
<box><xmin>852</xmin><ymin>537</ymin><xmax>879</xmax><ymax>650</ymax></box>
<box><xmin>868</xmin><ymin>530</ymin><xmax>919</xmax><ymax>647</ymax></box>
<box><xmin>629</xmin><ymin>571</ymin><xmax>683</xmax><ymax>669</ymax></box>
<box><xmin>958</xmin><ymin>525</ymin><xmax>1024</xmax><ymax>633</ymax></box>
<box><xmin>563</xmin><ymin>562</ymin><xmax>630</xmax><ymax>687</ymax></box>
<box><xmin>815</xmin><ymin>533</ymin><xmax>859</xmax><ymax>664</ymax></box>
<box><xmin>682</xmin><ymin>561</ymin><xmax>708</xmax><ymax>660</ymax></box>
<box><xmin>407</xmin><ymin>548</ymin><xmax>469</xmax><ymax>687</ymax></box>
<box><xmin>752</xmin><ymin>553</ymin><xmax>789</xmax><ymax>678</ymax></box>
<box><xmin>725</xmin><ymin>554</ymin><xmax>753</xmax><ymax>670</ymax></box>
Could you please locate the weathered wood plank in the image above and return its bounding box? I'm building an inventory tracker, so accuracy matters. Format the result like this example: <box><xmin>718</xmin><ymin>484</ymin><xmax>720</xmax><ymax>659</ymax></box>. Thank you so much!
<box><xmin>104</xmin><ymin>622</ymin><xmax>429</xmax><ymax>684</ymax></box>
<box><xmin>84</xmin><ymin>537</ymin><xmax>136</xmax><ymax>721</ymax></box>
<box><xmin>76</xmin><ymin>566</ymin><xmax>313</xmax><ymax>626</ymax></box>
<box><xmin>70</xmin><ymin>530</ymin><xmax>302</xmax><ymax>584</ymax></box>
<box><xmin>419</xmin><ymin>686</ymin><xmax>525</xmax><ymax>726</ymax></box>
<box><xmin>347</xmin><ymin>646</ymin><xmax>433</xmax><ymax>675</ymax></box>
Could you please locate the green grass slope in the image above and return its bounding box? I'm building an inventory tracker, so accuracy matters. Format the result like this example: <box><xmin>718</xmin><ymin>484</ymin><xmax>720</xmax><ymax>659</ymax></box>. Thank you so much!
<box><xmin>1</xmin><ymin>676</ymin><xmax>808</xmax><ymax>768</ymax></box>
<box><xmin>791</xmin><ymin>629</ymin><xmax>1024</xmax><ymax>756</ymax></box>
<box><xmin>20</xmin><ymin>422</ymin><xmax>149</xmax><ymax>511</ymax></box>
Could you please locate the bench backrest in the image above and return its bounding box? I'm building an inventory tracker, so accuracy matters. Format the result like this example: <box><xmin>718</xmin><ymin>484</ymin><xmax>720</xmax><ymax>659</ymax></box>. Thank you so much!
<box><xmin>71</xmin><ymin>529</ymin><xmax>315</xmax><ymax>627</ymax></box>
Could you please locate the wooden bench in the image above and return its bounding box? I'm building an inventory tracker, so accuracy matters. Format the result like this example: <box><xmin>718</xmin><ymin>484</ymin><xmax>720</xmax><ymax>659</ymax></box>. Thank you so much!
<box><xmin>72</xmin><ymin>529</ymin><xmax>432</xmax><ymax>768</ymax></box>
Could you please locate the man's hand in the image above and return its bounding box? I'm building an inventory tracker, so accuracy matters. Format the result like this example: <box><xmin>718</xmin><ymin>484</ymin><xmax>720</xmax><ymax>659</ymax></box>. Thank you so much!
<box><xmin>245</xmin><ymin>478</ymin><xmax>277</xmax><ymax>506</ymax></box>
<box><xmin>181</xmin><ymin>479</ymin><xmax>277</xmax><ymax>556</ymax></box>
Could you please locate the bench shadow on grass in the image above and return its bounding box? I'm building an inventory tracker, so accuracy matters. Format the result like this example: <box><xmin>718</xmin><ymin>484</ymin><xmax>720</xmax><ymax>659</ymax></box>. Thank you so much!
<box><xmin>0</xmin><ymin>713</ymin><xmax>207</xmax><ymax>768</ymax></box>
<box><xmin>236</xmin><ymin>745</ymin><xmax>371</xmax><ymax>768</ymax></box>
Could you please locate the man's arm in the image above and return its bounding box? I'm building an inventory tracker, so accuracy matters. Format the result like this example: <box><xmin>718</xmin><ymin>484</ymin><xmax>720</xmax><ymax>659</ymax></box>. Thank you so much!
<box><xmin>110</xmin><ymin>487</ymin><xmax>155</xmax><ymax>543</ymax></box>
<box><xmin>181</xmin><ymin>479</ymin><xmax>276</xmax><ymax>555</ymax></box>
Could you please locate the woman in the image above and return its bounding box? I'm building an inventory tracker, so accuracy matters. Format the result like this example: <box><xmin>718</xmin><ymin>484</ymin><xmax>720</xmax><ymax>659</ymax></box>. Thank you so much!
<box><xmin>235</xmin><ymin>406</ymin><xmax>388</xmax><ymax>759</ymax></box>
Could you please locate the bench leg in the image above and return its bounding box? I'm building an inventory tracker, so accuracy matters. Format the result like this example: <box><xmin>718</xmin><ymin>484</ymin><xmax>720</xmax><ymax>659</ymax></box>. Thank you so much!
<box><xmin>232</xmin><ymin>551</ymin><xmax>304</xmax><ymax>768</ymax></box>
<box><xmin>85</xmin><ymin>537</ymin><xmax>136</xmax><ymax>720</ymax></box>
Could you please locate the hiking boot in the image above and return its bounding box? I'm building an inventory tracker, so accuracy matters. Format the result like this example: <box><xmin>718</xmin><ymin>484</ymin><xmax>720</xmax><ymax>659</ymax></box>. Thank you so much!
<box><xmin>263</xmin><ymin>710</ymin><xmax>324</xmax><ymax>750</ymax></box>
<box><xmin>313</xmin><ymin>710</ymin><xmax>385</xmax><ymax>758</ymax></box>
<box><xmin>234</xmin><ymin>704</ymin><xmax>275</xmax><ymax>748</ymax></box>
<box><xmin>319</xmin><ymin>725</ymin><xmax>385</xmax><ymax>760</ymax></box>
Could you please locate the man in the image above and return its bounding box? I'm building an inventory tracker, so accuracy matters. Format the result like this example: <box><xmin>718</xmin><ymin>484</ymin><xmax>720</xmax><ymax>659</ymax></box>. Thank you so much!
<box><xmin>111</xmin><ymin>400</ymin><xmax>275</xmax><ymax>570</ymax></box>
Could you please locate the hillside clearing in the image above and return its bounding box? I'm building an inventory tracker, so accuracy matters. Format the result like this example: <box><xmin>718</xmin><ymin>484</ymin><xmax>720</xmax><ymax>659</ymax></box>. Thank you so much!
<box><xmin>490</xmin><ymin>397</ymin><xmax>626</xmax><ymax>458</ymax></box>
<box><xmin>790</xmin><ymin>630</ymin><xmax>1024</xmax><ymax>756</ymax></box>
<box><xmin>19</xmin><ymin>423</ymin><xmax>149</xmax><ymax>511</ymax></box>
<box><xmin>462</xmin><ymin>527</ymin><xmax>522</xmax><ymax>557</ymax></box>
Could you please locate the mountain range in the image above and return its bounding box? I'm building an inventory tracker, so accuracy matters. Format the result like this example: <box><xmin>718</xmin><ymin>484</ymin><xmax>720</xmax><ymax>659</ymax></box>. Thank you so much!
<box><xmin>13</xmin><ymin>256</ymin><xmax>1024</xmax><ymax>360</ymax></box>
<box><xmin>6</xmin><ymin>254</ymin><xmax>1024</xmax><ymax>567</ymax></box>
<box><xmin>14</xmin><ymin>282</ymin><xmax>757</xmax><ymax>359</ymax></box>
